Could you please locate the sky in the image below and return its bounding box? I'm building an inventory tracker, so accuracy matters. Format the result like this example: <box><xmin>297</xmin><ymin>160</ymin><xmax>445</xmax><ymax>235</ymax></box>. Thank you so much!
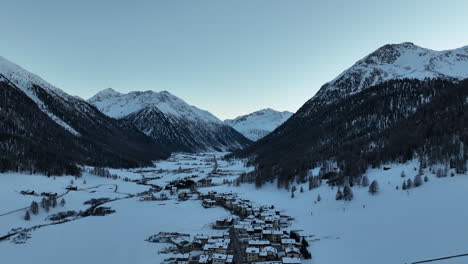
<box><xmin>1</xmin><ymin>0</ymin><xmax>468</xmax><ymax>120</ymax></box>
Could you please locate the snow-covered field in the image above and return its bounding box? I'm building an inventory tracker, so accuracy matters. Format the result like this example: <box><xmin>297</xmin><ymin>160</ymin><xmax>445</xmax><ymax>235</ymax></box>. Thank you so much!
<box><xmin>204</xmin><ymin>160</ymin><xmax>468</xmax><ymax>264</ymax></box>
<box><xmin>1</xmin><ymin>154</ymin><xmax>467</xmax><ymax>264</ymax></box>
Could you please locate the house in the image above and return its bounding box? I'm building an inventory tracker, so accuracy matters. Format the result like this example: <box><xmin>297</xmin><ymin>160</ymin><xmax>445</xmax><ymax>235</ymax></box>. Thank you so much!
<box><xmin>282</xmin><ymin>257</ymin><xmax>302</xmax><ymax>264</ymax></box>
<box><xmin>262</xmin><ymin>230</ymin><xmax>283</xmax><ymax>243</ymax></box>
<box><xmin>212</xmin><ymin>253</ymin><xmax>228</xmax><ymax>264</ymax></box>
<box><xmin>259</xmin><ymin>246</ymin><xmax>278</xmax><ymax>261</ymax></box>
<box><xmin>202</xmin><ymin>199</ymin><xmax>216</xmax><ymax>208</ymax></box>
<box><xmin>178</xmin><ymin>192</ymin><xmax>189</xmax><ymax>200</ymax></box>
<box><xmin>175</xmin><ymin>254</ymin><xmax>189</xmax><ymax>264</ymax></box>
<box><xmin>199</xmin><ymin>254</ymin><xmax>210</xmax><ymax>264</ymax></box>
<box><xmin>285</xmin><ymin>247</ymin><xmax>301</xmax><ymax>259</ymax></box>
<box><xmin>246</xmin><ymin>247</ymin><xmax>260</xmax><ymax>262</ymax></box>
<box><xmin>248</xmin><ymin>240</ymin><xmax>271</xmax><ymax>250</ymax></box>
<box><xmin>281</xmin><ymin>239</ymin><xmax>297</xmax><ymax>249</ymax></box>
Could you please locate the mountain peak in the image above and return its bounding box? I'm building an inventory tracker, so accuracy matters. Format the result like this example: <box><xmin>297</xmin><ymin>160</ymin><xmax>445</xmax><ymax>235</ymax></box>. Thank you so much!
<box><xmin>307</xmin><ymin>43</ymin><xmax>468</xmax><ymax>110</ymax></box>
<box><xmin>225</xmin><ymin>108</ymin><xmax>293</xmax><ymax>141</ymax></box>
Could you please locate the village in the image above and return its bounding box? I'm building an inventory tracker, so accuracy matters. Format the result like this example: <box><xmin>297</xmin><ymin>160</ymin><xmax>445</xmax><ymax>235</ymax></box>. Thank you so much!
<box><xmin>151</xmin><ymin>189</ymin><xmax>311</xmax><ymax>264</ymax></box>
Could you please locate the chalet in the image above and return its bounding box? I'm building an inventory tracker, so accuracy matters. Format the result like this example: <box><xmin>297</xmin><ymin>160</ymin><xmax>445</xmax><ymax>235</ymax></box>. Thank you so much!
<box><xmin>191</xmin><ymin>239</ymin><xmax>203</xmax><ymax>250</ymax></box>
<box><xmin>261</xmin><ymin>230</ymin><xmax>283</xmax><ymax>243</ymax></box>
<box><xmin>202</xmin><ymin>199</ymin><xmax>216</xmax><ymax>208</ymax></box>
<box><xmin>199</xmin><ymin>254</ymin><xmax>210</xmax><ymax>264</ymax></box>
<box><xmin>284</xmin><ymin>247</ymin><xmax>301</xmax><ymax>259</ymax></box>
<box><xmin>178</xmin><ymin>192</ymin><xmax>189</xmax><ymax>200</ymax></box>
<box><xmin>214</xmin><ymin>217</ymin><xmax>235</xmax><ymax>229</ymax></box>
<box><xmin>248</xmin><ymin>240</ymin><xmax>270</xmax><ymax>250</ymax></box>
<box><xmin>175</xmin><ymin>254</ymin><xmax>190</xmax><ymax>264</ymax></box>
<box><xmin>281</xmin><ymin>239</ymin><xmax>298</xmax><ymax>249</ymax></box>
<box><xmin>259</xmin><ymin>246</ymin><xmax>278</xmax><ymax>261</ymax></box>
<box><xmin>194</xmin><ymin>234</ymin><xmax>209</xmax><ymax>243</ymax></box>
<box><xmin>246</xmin><ymin>247</ymin><xmax>260</xmax><ymax>262</ymax></box>
<box><xmin>212</xmin><ymin>253</ymin><xmax>228</xmax><ymax>264</ymax></box>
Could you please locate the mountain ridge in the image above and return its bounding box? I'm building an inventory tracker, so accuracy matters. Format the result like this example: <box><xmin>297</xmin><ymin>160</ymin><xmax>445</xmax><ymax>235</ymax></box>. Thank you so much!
<box><xmin>225</xmin><ymin>108</ymin><xmax>293</xmax><ymax>141</ymax></box>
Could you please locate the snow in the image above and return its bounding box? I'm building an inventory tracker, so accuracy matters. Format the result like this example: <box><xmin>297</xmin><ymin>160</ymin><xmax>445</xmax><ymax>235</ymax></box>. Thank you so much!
<box><xmin>225</xmin><ymin>108</ymin><xmax>293</xmax><ymax>141</ymax></box>
<box><xmin>305</xmin><ymin>43</ymin><xmax>468</xmax><ymax>112</ymax></box>
<box><xmin>88</xmin><ymin>88</ymin><xmax>223</xmax><ymax>124</ymax></box>
<box><xmin>0</xmin><ymin>56</ymin><xmax>80</xmax><ymax>136</ymax></box>
<box><xmin>2</xmin><ymin>154</ymin><xmax>467</xmax><ymax>264</ymax></box>
<box><xmin>204</xmin><ymin>159</ymin><xmax>468</xmax><ymax>264</ymax></box>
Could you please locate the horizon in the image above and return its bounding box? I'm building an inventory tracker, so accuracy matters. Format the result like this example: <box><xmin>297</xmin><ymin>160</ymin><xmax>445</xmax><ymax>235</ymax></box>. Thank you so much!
<box><xmin>1</xmin><ymin>0</ymin><xmax>468</xmax><ymax>119</ymax></box>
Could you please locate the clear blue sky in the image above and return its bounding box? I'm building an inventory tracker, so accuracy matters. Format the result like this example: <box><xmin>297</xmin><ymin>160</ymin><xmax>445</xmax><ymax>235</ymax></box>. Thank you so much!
<box><xmin>1</xmin><ymin>0</ymin><xmax>467</xmax><ymax>119</ymax></box>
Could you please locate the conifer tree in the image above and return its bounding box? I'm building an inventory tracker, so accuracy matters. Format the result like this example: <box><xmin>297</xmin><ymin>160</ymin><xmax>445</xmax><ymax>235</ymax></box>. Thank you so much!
<box><xmin>335</xmin><ymin>188</ymin><xmax>343</xmax><ymax>200</ymax></box>
<box><xmin>414</xmin><ymin>175</ymin><xmax>423</xmax><ymax>187</ymax></box>
<box><xmin>30</xmin><ymin>201</ymin><xmax>39</xmax><ymax>215</ymax></box>
<box><xmin>24</xmin><ymin>210</ymin><xmax>30</xmax><ymax>221</ymax></box>
<box><xmin>406</xmin><ymin>178</ymin><xmax>413</xmax><ymax>189</ymax></box>
<box><xmin>369</xmin><ymin>180</ymin><xmax>379</xmax><ymax>195</ymax></box>
<box><xmin>361</xmin><ymin>175</ymin><xmax>369</xmax><ymax>187</ymax></box>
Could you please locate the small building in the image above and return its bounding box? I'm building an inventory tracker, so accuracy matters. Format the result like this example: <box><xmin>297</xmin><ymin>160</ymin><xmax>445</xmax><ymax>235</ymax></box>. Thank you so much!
<box><xmin>285</xmin><ymin>247</ymin><xmax>301</xmax><ymax>259</ymax></box>
<box><xmin>248</xmin><ymin>240</ymin><xmax>271</xmax><ymax>250</ymax></box>
<box><xmin>246</xmin><ymin>247</ymin><xmax>260</xmax><ymax>262</ymax></box>
<box><xmin>259</xmin><ymin>246</ymin><xmax>278</xmax><ymax>261</ymax></box>
<box><xmin>175</xmin><ymin>254</ymin><xmax>189</xmax><ymax>264</ymax></box>
<box><xmin>202</xmin><ymin>199</ymin><xmax>216</xmax><ymax>208</ymax></box>
<box><xmin>199</xmin><ymin>254</ymin><xmax>210</xmax><ymax>264</ymax></box>
<box><xmin>281</xmin><ymin>239</ymin><xmax>298</xmax><ymax>249</ymax></box>
<box><xmin>212</xmin><ymin>253</ymin><xmax>228</xmax><ymax>264</ymax></box>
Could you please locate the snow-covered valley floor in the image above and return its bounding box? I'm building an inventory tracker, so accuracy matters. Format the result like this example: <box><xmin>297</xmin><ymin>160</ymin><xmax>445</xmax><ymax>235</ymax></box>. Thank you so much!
<box><xmin>1</xmin><ymin>154</ymin><xmax>467</xmax><ymax>264</ymax></box>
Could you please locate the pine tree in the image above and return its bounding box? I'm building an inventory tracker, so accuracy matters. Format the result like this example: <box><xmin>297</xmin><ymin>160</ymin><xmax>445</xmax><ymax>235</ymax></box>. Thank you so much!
<box><xmin>402</xmin><ymin>181</ymin><xmax>407</xmax><ymax>190</ymax></box>
<box><xmin>60</xmin><ymin>198</ymin><xmax>66</xmax><ymax>207</ymax></box>
<box><xmin>424</xmin><ymin>176</ymin><xmax>429</xmax><ymax>182</ymax></box>
<box><xmin>401</xmin><ymin>171</ymin><xmax>406</xmax><ymax>178</ymax></box>
<box><xmin>414</xmin><ymin>175</ymin><xmax>423</xmax><ymax>187</ymax></box>
<box><xmin>343</xmin><ymin>184</ymin><xmax>353</xmax><ymax>201</ymax></box>
<box><xmin>335</xmin><ymin>188</ymin><xmax>343</xmax><ymax>200</ymax></box>
<box><xmin>300</xmin><ymin>186</ymin><xmax>304</xmax><ymax>193</ymax></box>
<box><xmin>24</xmin><ymin>210</ymin><xmax>30</xmax><ymax>221</ymax></box>
<box><xmin>369</xmin><ymin>180</ymin><xmax>379</xmax><ymax>195</ymax></box>
<box><xmin>317</xmin><ymin>194</ymin><xmax>321</xmax><ymax>202</ymax></box>
<box><xmin>406</xmin><ymin>178</ymin><xmax>413</xmax><ymax>189</ymax></box>
<box><xmin>30</xmin><ymin>201</ymin><xmax>39</xmax><ymax>215</ymax></box>
<box><xmin>361</xmin><ymin>175</ymin><xmax>369</xmax><ymax>187</ymax></box>
<box><xmin>291</xmin><ymin>190</ymin><xmax>295</xmax><ymax>199</ymax></box>
<box><xmin>51</xmin><ymin>196</ymin><xmax>57</xmax><ymax>208</ymax></box>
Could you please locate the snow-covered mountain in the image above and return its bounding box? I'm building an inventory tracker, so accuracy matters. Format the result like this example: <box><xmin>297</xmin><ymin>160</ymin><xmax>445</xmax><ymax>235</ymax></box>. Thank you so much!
<box><xmin>300</xmin><ymin>42</ymin><xmax>468</xmax><ymax>116</ymax></box>
<box><xmin>225</xmin><ymin>109</ymin><xmax>293</xmax><ymax>141</ymax></box>
<box><xmin>234</xmin><ymin>43</ymin><xmax>468</xmax><ymax>184</ymax></box>
<box><xmin>0</xmin><ymin>56</ymin><xmax>169</xmax><ymax>174</ymax></box>
<box><xmin>88</xmin><ymin>89</ymin><xmax>251</xmax><ymax>152</ymax></box>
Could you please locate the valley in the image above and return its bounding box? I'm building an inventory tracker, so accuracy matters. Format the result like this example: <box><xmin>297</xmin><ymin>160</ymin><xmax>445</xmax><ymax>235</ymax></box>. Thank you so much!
<box><xmin>1</xmin><ymin>153</ymin><xmax>467</xmax><ymax>264</ymax></box>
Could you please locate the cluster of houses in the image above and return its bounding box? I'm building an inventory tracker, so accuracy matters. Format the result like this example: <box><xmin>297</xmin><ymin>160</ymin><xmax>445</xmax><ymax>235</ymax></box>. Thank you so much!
<box><xmin>165</xmin><ymin>233</ymin><xmax>234</xmax><ymax>264</ymax></box>
<box><xmin>197</xmin><ymin>191</ymin><xmax>306</xmax><ymax>264</ymax></box>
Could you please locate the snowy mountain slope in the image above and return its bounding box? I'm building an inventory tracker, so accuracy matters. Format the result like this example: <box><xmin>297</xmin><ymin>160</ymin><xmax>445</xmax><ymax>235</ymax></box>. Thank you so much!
<box><xmin>89</xmin><ymin>89</ymin><xmax>252</xmax><ymax>152</ymax></box>
<box><xmin>234</xmin><ymin>43</ymin><xmax>468</xmax><ymax>184</ymax></box>
<box><xmin>205</xmin><ymin>160</ymin><xmax>468</xmax><ymax>264</ymax></box>
<box><xmin>0</xmin><ymin>57</ymin><xmax>170</xmax><ymax>174</ymax></box>
<box><xmin>89</xmin><ymin>88</ymin><xmax>221</xmax><ymax>123</ymax></box>
<box><xmin>301</xmin><ymin>42</ymin><xmax>468</xmax><ymax>115</ymax></box>
<box><xmin>0</xmin><ymin>56</ymin><xmax>80</xmax><ymax>135</ymax></box>
<box><xmin>224</xmin><ymin>108</ymin><xmax>293</xmax><ymax>141</ymax></box>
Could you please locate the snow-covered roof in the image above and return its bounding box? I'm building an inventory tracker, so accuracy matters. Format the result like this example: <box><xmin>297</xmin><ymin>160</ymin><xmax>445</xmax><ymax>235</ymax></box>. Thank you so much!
<box><xmin>282</xmin><ymin>257</ymin><xmax>302</xmax><ymax>264</ymax></box>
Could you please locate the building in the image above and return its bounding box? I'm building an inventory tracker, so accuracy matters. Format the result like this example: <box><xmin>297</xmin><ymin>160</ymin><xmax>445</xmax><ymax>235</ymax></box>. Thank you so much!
<box><xmin>284</xmin><ymin>247</ymin><xmax>301</xmax><ymax>259</ymax></box>
<box><xmin>246</xmin><ymin>247</ymin><xmax>260</xmax><ymax>262</ymax></box>
<box><xmin>175</xmin><ymin>254</ymin><xmax>189</xmax><ymax>264</ymax></box>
